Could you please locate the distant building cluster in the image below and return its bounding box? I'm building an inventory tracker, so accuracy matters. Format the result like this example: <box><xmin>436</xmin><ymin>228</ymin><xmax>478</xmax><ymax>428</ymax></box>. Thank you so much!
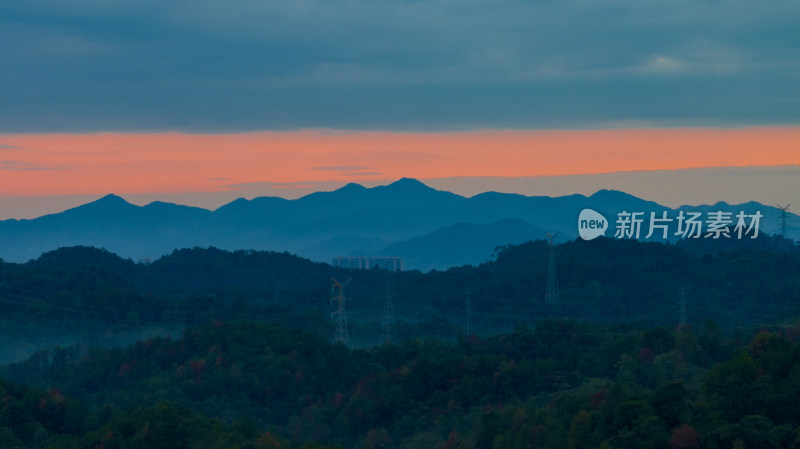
<box><xmin>332</xmin><ymin>256</ymin><xmax>404</xmax><ymax>272</ymax></box>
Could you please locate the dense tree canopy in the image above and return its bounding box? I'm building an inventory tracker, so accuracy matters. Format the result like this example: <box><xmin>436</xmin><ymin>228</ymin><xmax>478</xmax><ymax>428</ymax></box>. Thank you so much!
<box><xmin>3</xmin><ymin>320</ymin><xmax>800</xmax><ymax>448</ymax></box>
<box><xmin>0</xmin><ymin>238</ymin><xmax>798</xmax><ymax>448</ymax></box>
<box><xmin>0</xmin><ymin>238</ymin><xmax>798</xmax><ymax>362</ymax></box>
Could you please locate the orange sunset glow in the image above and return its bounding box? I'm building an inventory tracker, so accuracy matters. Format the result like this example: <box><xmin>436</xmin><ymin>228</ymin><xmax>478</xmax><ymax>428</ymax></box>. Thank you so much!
<box><xmin>1</xmin><ymin>127</ymin><xmax>798</xmax><ymax>197</ymax></box>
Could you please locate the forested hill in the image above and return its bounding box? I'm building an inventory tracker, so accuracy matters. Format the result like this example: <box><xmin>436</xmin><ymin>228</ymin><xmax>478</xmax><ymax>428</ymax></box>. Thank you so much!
<box><xmin>4</xmin><ymin>320</ymin><xmax>800</xmax><ymax>448</ymax></box>
<box><xmin>0</xmin><ymin>239</ymin><xmax>799</xmax><ymax>448</ymax></box>
<box><xmin>2</xmin><ymin>179</ymin><xmax>797</xmax><ymax>267</ymax></box>
<box><xmin>0</xmin><ymin>237</ymin><xmax>798</xmax><ymax>360</ymax></box>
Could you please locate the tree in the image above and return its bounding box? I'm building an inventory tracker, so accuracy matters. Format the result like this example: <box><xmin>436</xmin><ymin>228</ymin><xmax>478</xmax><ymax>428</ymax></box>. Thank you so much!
<box><xmin>669</xmin><ymin>424</ymin><xmax>699</xmax><ymax>449</ymax></box>
<box><xmin>653</xmin><ymin>382</ymin><xmax>686</xmax><ymax>429</ymax></box>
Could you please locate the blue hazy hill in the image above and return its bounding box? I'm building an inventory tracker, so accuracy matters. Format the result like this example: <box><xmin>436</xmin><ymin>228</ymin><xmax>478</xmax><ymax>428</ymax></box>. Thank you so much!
<box><xmin>0</xmin><ymin>179</ymin><xmax>796</xmax><ymax>268</ymax></box>
<box><xmin>378</xmin><ymin>218</ymin><xmax>548</xmax><ymax>271</ymax></box>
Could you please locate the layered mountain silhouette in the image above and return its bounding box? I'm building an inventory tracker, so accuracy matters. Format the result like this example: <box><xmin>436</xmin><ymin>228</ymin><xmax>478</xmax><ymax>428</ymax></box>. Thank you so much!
<box><xmin>0</xmin><ymin>178</ymin><xmax>796</xmax><ymax>269</ymax></box>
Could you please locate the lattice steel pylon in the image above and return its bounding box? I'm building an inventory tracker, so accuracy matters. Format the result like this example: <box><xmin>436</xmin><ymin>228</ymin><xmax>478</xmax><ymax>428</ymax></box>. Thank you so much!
<box><xmin>382</xmin><ymin>278</ymin><xmax>398</xmax><ymax>345</ymax></box>
<box><xmin>677</xmin><ymin>288</ymin><xmax>688</xmax><ymax>331</ymax></box>
<box><xmin>545</xmin><ymin>232</ymin><xmax>560</xmax><ymax>304</ymax></box>
<box><xmin>463</xmin><ymin>288</ymin><xmax>473</xmax><ymax>336</ymax></box>
<box><xmin>331</xmin><ymin>278</ymin><xmax>350</xmax><ymax>349</ymax></box>
<box><xmin>777</xmin><ymin>204</ymin><xmax>791</xmax><ymax>252</ymax></box>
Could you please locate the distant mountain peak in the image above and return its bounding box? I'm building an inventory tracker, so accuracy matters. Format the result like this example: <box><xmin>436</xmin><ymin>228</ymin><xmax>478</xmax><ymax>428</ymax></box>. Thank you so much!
<box><xmin>381</xmin><ymin>177</ymin><xmax>437</xmax><ymax>192</ymax></box>
<box><xmin>377</xmin><ymin>178</ymin><xmax>466</xmax><ymax>202</ymax></box>
<box><xmin>325</xmin><ymin>178</ymin><xmax>435</xmax><ymax>195</ymax></box>
<box><xmin>584</xmin><ymin>189</ymin><xmax>671</xmax><ymax>213</ymax></box>
<box><xmin>391</xmin><ymin>177</ymin><xmax>425</xmax><ymax>186</ymax></box>
<box><xmin>45</xmin><ymin>193</ymin><xmax>138</xmax><ymax>222</ymax></box>
<box><xmin>83</xmin><ymin>194</ymin><xmax>133</xmax><ymax>209</ymax></box>
<box><xmin>590</xmin><ymin>188</ymin><xmax>667</xmax><ymax>202</ymax></box>
<box><xmin>98</xmin><ymin>193</ymin><xmax>128</xmax><ymax>202</ymax></box>
<box><xmin>339</xmin><ymin>182</ymin><xmax>367</xmax><ymax>191</ymax></box>
<box><xmin>589</xmin><ymin>189</ymin><xmax>632</xmax><ymax>199</ymax></box>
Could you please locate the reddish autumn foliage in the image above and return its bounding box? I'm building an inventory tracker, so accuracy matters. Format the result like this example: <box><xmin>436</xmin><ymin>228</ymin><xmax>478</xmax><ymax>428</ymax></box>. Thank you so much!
<box><xmin>670</xmin><ymin>423</ymin><xmax>699</xmax><ymax>449</ymax></box>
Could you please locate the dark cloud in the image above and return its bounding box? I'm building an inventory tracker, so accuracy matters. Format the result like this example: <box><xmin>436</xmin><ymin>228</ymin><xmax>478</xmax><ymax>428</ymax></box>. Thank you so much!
<box><xmin>226</xmin><ymin>181</ymin><xmax>333</xmax><ymax>189</ymax></box>
<box><xmin>343</xmin><ymin>172</ymin><xmax>383</xmax><ymax>176</ymax></box>
<box><xmin>1</xmin><ymin>0</ymin><xmax>798</xmax><ymax>132</ymax></box>
<box><xmin>311</xmin><ymin>166</ymin><xmax>371</xmax><ymax>171</ymax></box>
<box><xmin>0</xmin><ymin>160</ymin><xmax>73</xmax><ymax>171</ymax></box>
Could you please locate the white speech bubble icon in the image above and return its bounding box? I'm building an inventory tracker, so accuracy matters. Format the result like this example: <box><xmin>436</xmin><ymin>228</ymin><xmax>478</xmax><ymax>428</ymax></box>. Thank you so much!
<box><xmin>578</xmin><ymin>209</ymin><xmax>608</xmax><ymax>240</ymax></box>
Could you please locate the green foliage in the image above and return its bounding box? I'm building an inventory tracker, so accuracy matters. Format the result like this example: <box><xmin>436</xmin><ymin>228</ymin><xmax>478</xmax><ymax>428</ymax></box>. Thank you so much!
<box><xmin>0</xmin><ymin>240</ymin><xmax>799</xmax><ymax>448</ymax></box>
<box><xmin>0</xmin><ymin>383</ymin><xmax>341</xmax><ymax>449</ymax></box>
<box><xmin>1</xmin><ymin>239</ymin><xmax>799</xmax><ymax>363</ymax></box>
<box><xmin>4</xmin><ymin>319</ymin><xmax>799</xmax><ymax>448</ymax></box>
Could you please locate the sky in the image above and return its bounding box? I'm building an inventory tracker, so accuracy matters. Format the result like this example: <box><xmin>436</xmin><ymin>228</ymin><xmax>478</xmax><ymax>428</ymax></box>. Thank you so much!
<box><xmin>0</xmin><ymin>0</ymin><xmax>798</xmax><ymax>219</ymax></box>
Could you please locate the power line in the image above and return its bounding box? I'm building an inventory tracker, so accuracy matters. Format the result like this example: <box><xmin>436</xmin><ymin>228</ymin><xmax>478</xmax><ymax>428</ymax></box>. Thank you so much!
<box><xmin>677</xmin><ymin>288</ymin><xmax>688</xmax><ymax>331</ymax></box>
<box><xmin>381</xmin><ymin>278</ymin><xmax>398</xmax><ymax>345</ymax></box>
<box><xmin>545</xmin><ymin>232</ymin><xmax>560</xmax><ymax>305</ymax></box>
<box><xmin>330</xmin><ymin>278</ymin><xmax>350</xmax><ymax>349</ymax></box>
<box><xmin>777</xmin><ymin>204</ymin><xmax>791</xmax><ymax>252</ymax></box>
<box><xmin>463</xmin><ymin>288</ymin><xmax>473</xmax><ymax>336</ymax></box>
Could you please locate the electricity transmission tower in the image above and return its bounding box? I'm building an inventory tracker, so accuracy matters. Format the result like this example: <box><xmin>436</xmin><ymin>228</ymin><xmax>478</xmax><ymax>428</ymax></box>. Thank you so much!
<box><xmin>331</xmin><ymin>278</ymin><xmax>350</xmax><ymax>349</ymax></box>
<box><xmin>545</xmin><ymin>232</ymin><xmax>560</xmax><ymax>304</ymax></box>
<box><xmin>463</xmin><ymin>288</ymin><xmax>473</xmax><ymax>336</ymax></box>
<box><xmin>382</xmin><ymin>278</ymin><xmax>398</xmax><ymax>345</ymax></box>
<box><xmin>777</xmin><ymin>204</ymin><xmax>791</xmax><ymax>252</ymax></box>
<box><xmin>677</xmin><ymin>288</ymin><xmax>688</xmax><ymax>331</ymax></box>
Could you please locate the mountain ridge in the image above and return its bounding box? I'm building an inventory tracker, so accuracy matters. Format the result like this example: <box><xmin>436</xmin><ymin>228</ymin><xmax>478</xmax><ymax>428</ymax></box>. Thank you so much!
<box><xmin>0</xmin><ymin>178</ymin><xmax>796</xmax><ymax>267</ymax></box>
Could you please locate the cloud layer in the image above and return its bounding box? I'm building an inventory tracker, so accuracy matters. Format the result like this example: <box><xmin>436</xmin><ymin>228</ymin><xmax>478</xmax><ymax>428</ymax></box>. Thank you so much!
<box><xmin>2</xmin><ymin>0</ymin><xmax>798</xmax><ymax>131</ymax></box>
<box><xmin>1</xmin><ymin>128</ymin><xmax>798</xmax><ymax>199</ymax></box>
